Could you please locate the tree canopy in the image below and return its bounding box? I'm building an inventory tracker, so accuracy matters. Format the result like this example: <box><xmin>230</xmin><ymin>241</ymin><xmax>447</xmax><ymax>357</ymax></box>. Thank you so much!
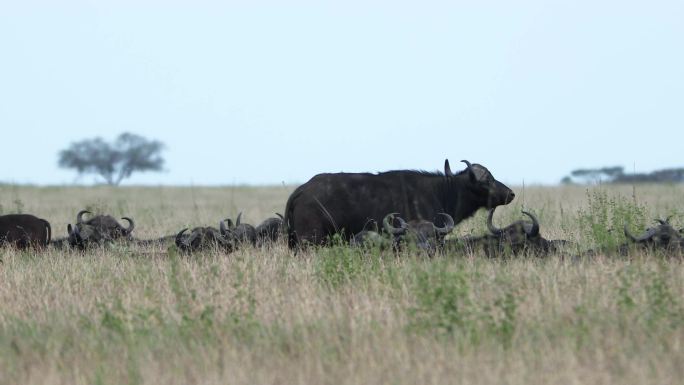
<box><xmin>562</xmin><ymin>166</ymin><xmax>684</xmax><ymax>184</ymax></box>
<box><xmin>58</xmin><ymin>133</ymin><xmax>165</xmax><ymax>185</ymax></box>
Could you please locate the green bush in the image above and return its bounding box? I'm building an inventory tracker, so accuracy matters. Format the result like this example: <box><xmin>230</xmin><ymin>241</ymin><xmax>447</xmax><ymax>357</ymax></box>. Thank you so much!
<box><xmin>315</xmin><ymin>236</ymin><xmax>384</xmax><ymax>288</ymax></box>
<box><xmin>577</xmin><ymin>189</ymin><xmax>647</xmax><ymax>254</ymax></box>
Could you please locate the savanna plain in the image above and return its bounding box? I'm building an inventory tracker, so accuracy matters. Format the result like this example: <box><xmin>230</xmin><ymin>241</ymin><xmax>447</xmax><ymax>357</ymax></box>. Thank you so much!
<box><xmin>1</xmin><ymin>183</ymin><xmax>684</xmax><ymax>385</ymax></box>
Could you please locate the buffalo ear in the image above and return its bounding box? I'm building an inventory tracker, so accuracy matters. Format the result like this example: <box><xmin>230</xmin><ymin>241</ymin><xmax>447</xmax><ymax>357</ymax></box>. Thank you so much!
<box><xmin>444</xmin><ymin>159</ymin><xmax>453</xmax><ymax>176</ymax></box>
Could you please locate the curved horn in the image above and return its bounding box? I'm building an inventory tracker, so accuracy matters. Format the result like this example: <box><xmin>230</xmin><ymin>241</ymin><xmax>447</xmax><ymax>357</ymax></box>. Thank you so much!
<box><xmin>236</xmin><ymin>212</ymin><xmax>242</xmax><ymax>227</ymax></box>
<box><xmin>220</xmin><ymin>219</ymin><xmax>230</xmax><ymax>236</ymax></box>
<box><xmin>276</xmin><ymin>213</ymin><xmax>284</xmax><ymax>220</ymax></box>
<box><xmin>656</xmin><ymin>215</ymin><xmax>674</xmax><ymax>226</ymax></box>
<box><xmin>121</xmin><ymin>217</ymin><xmax>135</xmax><ymax>234</ymax></box>
<box><xmin>487</xmin><ymin>208</ymin><xmax>503</xmax><ymax>236</ymax></box>
<box><xmin>433</xmin><ymin>213</ymin><xmax>455</xmax><ymax>235</ymax></box>
<box><xmin>521</xmin><ymin>210</ymin><xmax>540</xmax><ymax>237</ymax></box>
<box><xmin>69</xmin><ymin>223</ymin><xmax>83</xmax><ymax>244</ymax></box>
<box><xmin>187</xmin><ymin>229</ymin><xmax>203</xmax><ymax>249</ymax></box>
<box><xmin>383</xmin><ymin>213</ymin><xmax>407</xmax><ymax>236</ymax></box>
<box><xmin>76</xmin><ymin>210</ymin><xmax>90</xmax><ymax>224</ymax></box>
<box><xmin>624</xmin><ymin>225</ymin><xmax>657</xmax><ymax>243</ymax></box>
<box><xmin>444</xmin><ymin>159</ymin><xmax>454</xmax><ymax>176</ymax></box>
<box><xmin>461</xmin><ymin>160</ymin><xmax>476</xmax><ymax>182</ymax></box>
<box><xmin>175</xmin><ymin>228</ymin><xmax>189</xmax><ymax>247</ymax></box>
<box><xmin>362</xmin><ymin>218</ymin><xmax>378</xmax><ymax>232</ymax></box>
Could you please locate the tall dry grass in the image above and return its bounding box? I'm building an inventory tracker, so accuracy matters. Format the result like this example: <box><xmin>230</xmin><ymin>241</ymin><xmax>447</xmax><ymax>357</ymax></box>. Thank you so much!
<box><xmin>0</xmin><ymin>183</ymin><xmax>683</xmax><ymax>385</ymax></box>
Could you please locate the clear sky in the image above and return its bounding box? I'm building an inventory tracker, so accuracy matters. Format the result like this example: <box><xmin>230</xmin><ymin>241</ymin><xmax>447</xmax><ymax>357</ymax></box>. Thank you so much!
<box><xmin>1</xmin><ymin>0</ymin><xmax>682</xmax><ymax>186</ymax></box>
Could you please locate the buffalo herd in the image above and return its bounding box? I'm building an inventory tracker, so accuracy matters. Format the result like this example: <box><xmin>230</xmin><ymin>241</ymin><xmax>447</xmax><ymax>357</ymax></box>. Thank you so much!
<box><xmin>1</xmin><ymin>159</ymin><xmax>683</xmax><ymax>257</ymax></box>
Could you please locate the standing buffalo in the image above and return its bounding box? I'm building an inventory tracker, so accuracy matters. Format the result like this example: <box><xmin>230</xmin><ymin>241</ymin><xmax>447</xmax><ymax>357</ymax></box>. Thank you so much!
<box><xmin>284</xmin><ymin>159</ymin><xmax>515</xmax><ymax>248</ymax></box>
<box><xmin>0</xmin><ymin>214</ymin><xmax>51</xmax><ymax>249</ymax></box>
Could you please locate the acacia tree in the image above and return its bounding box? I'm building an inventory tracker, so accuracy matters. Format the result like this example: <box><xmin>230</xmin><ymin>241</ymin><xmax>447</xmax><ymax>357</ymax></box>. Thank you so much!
<box><xmin>58</xmin><ymin>132</ymin><xmax>165</xmax><ymax>185</ymax></box>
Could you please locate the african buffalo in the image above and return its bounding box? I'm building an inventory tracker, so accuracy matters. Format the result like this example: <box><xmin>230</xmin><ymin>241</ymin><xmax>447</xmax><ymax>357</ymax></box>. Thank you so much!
<box><xmin>64</xmin><ymin>210</ymin><xmax>135</xmax><ymax>249</ymax></box>
<box><xmin>221</xmin><ymin>213</ymin><xmax>257</xmax><ymax>246</ymax></box>
<box><xmin>255</xmin><ymin>213</ymin><xmax>284</xmax><ymax>246</ymax></box>
<box><xmin>175</xmin><ymin>225</ymin><xmax>235</xmax><ymax>253</ymax></box>
<box><xmin>350</xmin><ymin>214</ymin><xmax>405</xmax><ymax>250</ymax></box>
<box><xmin>0</xmin><ymin>214</ymin><xmax>51</xmax><ymax>249</ymax></box>
<box><xmin>623</xmin><ymin>217</ymin><xmax>684</xmax><ymax>254</ymax></box>
<box><xmin>285</xmin><ymin>159</ymin><xmax>515</xmax><ymax>248</ymax></box>
<box><xmin>383</xmin><ymin>213</ymin><xmax>455</xmax><ymax>255</ymax></box>
<box><xmin>350</xmin><ymin>219</ymin><xmax>382</xmax><ymax>247</ymax></box>
<box><xmin>456</xmin><ymin>208</ymin><xmax>569</xmax><ymax>257</ymax></box>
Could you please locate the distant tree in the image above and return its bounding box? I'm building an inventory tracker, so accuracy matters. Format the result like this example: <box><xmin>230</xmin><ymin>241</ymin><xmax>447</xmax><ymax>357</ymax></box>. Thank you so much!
<box><xmin>58</xmin><ymin>132</ymin><xmax>165</xmax><ymax>185</ymax></box>
<box><xmin>614</xmin><ymin>168</ymin><xmax>684</xmax><ymax>183</ymax></box>
<box><xmin>564</xmin><ymin>166</ymin><xmax>624</xmax><ymax>184</ymax></box>
<box><xmin>562</xmin><ymin>165</ymin><xmax>684</xmax><ymax>185</ymax></box>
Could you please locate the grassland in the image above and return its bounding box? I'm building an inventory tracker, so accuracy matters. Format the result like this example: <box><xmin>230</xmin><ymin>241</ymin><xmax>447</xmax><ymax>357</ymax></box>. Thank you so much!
<box><xmin>1</xmin><ymin>183</ymin><xmax>684</xmax><ymax>385</ymax></box>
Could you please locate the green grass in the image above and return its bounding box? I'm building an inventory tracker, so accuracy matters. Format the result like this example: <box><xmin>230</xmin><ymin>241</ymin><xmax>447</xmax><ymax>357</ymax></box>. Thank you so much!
<box><xmin>1</xmin><ymin>184</ymin><xmax>684</xmax><ymax>384</ymax></box>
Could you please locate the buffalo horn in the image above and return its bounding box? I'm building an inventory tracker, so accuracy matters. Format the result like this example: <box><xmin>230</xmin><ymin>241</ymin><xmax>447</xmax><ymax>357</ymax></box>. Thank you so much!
<box><xmin>433</xmin><ymin>213</ymin><xmax>455</xmax><ymax>235</ymax></box>
<box><xmin>656</xmin><ymin>215</ymin><xmax>674</xmax><ymax>226</ymax></box>
<box><xmin>69</xmin><ymin>223</ymin><xmax>84</xmax><ymax>243</ymax></box>
<box><xmin>487</xmin><ymin>208</ymin><xmax>503</xmax><ymax>236</ymax></box>
<box><xmin>220</xmin><ymin>220</ymin><xmax>230</xmax><ymax>236</ymax></box>
<box><xmin>521</xmin><ymin>210</ymin><xmax>540</xmax><ymax>237</ymax></box>
<box><xmin>624</xmin><ymin>225</ymin><xmax>657</xmax><ymax>243</ymax></box>
<box><xmin>444</xmin><ymin>159</ymin><xmax>454</xmax><ymax>177</ymax></box>
<box><xmin>461</xmin><ymin>160</ymin><xmax>477</xmax><ymax>182</ymax></box>
<box><xmin>362</xmin><ymin>218</ymin><xmax>378</xmax><ymax>232</ymax></box>
<box><xmin>236</xmin><ymin>212</ymin><xmax>242</xmax><ymax>227</ymax></box>
<box><xmin>175</xmin><ymin>228</ymin><xmax>189</xmax><ymax>247</ymax></box>
<box><xmin>121</xmin><ymin>217</ymin><xmax>135</xmax><ymax>234</ymax></box>
<box><xmin>383</xmin><ymin>213</ymin><xmax>407</xmax><ymax>236</ymax></box>
<box><xmin>76</xmin><ymin>210</ymin><xmax>90</xmax><ymax>224</ymax></box>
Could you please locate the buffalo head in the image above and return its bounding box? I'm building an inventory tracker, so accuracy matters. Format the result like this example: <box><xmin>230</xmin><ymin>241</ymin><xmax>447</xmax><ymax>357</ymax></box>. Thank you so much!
<box><xmin>624</xmin><ymin>217</ymin><xmax>684</xmax><ymax>252</ymax></box>
<box><xmin>445</xmin><ymin>160</ymin><xmax>515</xmax><ymax>209</ymax></box>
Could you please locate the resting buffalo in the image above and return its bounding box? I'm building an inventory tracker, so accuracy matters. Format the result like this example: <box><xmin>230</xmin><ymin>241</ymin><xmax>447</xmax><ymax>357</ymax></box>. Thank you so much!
<box><xmin>255</xmin><ymin>213</ymin><xmax>284</xmax><ymax>246</ymax></box>
<box><xmin>350</xmin><ymin>219</ymin><xmax>382</xmax><ymax>247</ymax></box>
<box><xmin>383</xmin><ymin>212</ymin><xmax>455</xmax><ymax>255</ymax></box>
<box><xmin>175</xmin><ymin>225</ymin><xmax>235</xmax><ymax>253</ymax></box>
<box><xmin>0</xmin><ymin>214</ymin><xmax>51</xmax><ymax>249</ymax></box>
<box><xmin>221</xmin><ymin>213</ymin><xmax>257</xmax><ymax>246</ymax></box>
<box><xmin>350</xmin><ymin>214</ymin><xmax>404</xmax><ymax>250</ymax></box>
<box><xmin>63</xmin><ymin>210</ymin><xmax>135</xmax><ymax>249</ymax></box>
<box><xmin>285</xmin><ymin>159</ymin><xmax>515</xmax><ymax>248</ymax></box>
<box><xmin>623</xmin><ymin>218</ymin><xmax>684</xmax><ymax>254</ymax></box>
<box><xmin>457</xmin><ymin>208</ymin><xmax>569</xmax><ymax>257</ymax></box>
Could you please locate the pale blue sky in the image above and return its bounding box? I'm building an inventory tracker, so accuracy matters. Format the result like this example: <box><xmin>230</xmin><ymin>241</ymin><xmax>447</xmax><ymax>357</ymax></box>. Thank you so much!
<box><xmin>1</xmin><ymin>0</ymin><xmax>682</xmax><ymax>186</ymax></box>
